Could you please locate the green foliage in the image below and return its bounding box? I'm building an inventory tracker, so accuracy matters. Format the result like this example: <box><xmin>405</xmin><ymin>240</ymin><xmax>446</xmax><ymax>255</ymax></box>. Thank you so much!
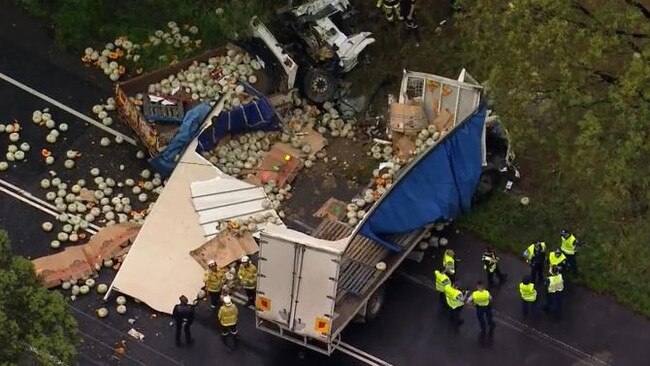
<box><xmin>454</xmin><ymin>0</ymin><xmax>650</xmax><ymax>314</ymax></box>
<box><xmin>17</xmin><ymin>0</ymin><xmax>272</xmax><ymax>72</ymax></box>
<box><xmin>0</xmin><ymin>230</ymin><xmax>77</xmax><ymax>365</ymax></box>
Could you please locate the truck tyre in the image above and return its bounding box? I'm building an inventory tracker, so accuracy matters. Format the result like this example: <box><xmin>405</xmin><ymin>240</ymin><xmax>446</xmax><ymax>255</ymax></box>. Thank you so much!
<box><xmin>364</xmin><ymin>286</ymin><xmax>386</xmax><ymax>322</ymax></box>
<box><xmin>302</xmin><ymin>68</ymin><xmax>338</xmax><ymax>103</ymax></box>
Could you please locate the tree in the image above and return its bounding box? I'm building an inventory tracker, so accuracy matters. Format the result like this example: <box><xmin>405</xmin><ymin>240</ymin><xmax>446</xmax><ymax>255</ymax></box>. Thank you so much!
<box><xmin>0</xmin><ymin>230</ymin><xmax>77</xmax><ymax>365</ymax></box>
<box><xmin>452</xmin><ymin>0</ymin><xmax>650</xmax><ymax>313</ymax></box>
<box><xmin>455</xmin><ymin>0</ymin><xmax>650</xmax><ymax>214</ymax></box>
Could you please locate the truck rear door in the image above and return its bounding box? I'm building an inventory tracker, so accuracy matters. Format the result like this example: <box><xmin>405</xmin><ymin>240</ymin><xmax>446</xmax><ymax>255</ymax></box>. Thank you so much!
<box><xmin>256</xmin><ymin>233</ymin><xmax>296</xmax><ymax>326</ymax></box>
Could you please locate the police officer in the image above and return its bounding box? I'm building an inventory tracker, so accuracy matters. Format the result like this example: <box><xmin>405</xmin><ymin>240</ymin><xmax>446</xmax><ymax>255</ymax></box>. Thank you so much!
<box><xmin>443</xmin><ymin>249</ymin><xmax>457</xmax><ymax>281</ymax></box>
<box><xmin>237</xmin><ymin>256</ymin><xmax>257</xmax><ymax>307</ymax></box>
<box><xmin>376</xmin><ymin>0</ymin><xmax>401</xmax><ymax>22</ymax></box>
<box><xmin>560</xmin><ymin>229</ymin><xmax>581</xmax><ymax>275</ymax></box>
<box><xmin>172</xmin><ymin>295</ymin><xmax>195</xmax><ymax>346</ymax></box>
<box><xmin>482</xmin><ymin>246</ymin><xmax>507</xmax><ymax>287</ymax></box>
<box><xmin>203</xmin><ymin>260</ymin><xmax>225</xmax><ymax>309</ymax></box>
<box><xmin>518</xmin><ymin>275</ymin><xmax>539</xmax><ymax>317</ymax></box>
<box><xmin>218</xmin><ymin>296</ymin><xmax>239</xmax><ymax>349</ymax></box>
<box><xmin>548</xmin><ymin>249</ymin><xmax>567</xmax><ymax>275</ymax></box>
<box><xmin>400</xmin><ymin>0</ymin><xmax>420</xmax><ymax>46</ymax></box>
<box><xmin>543</xmin><ymin>265</ymin><xmax>565</xmax><ymax>319</ymax></box>
<box><xmin>444</xmin><ymin>281</ymin><xmax>466</xmax><ymax>326</ymax></box>
<box><xmin>467</xmin><ymin>281</ymin><xmax>495</xmax><ymax>334</ymax></box>
<box><xmin>523</xmin><ymin>241</ymin><xmax>546</xmax><ymax>284</ymax></box>
<box><xmin>434</xmin><ymin>268</ymin><xmax>451</xmax><ymax>307</ymax></box>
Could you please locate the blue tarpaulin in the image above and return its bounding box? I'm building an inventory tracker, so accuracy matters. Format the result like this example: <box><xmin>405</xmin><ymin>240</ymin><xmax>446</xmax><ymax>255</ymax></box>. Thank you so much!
<box><xmin>358</xmin><ymin>105</ymin><xmax>487</xmax><ymax>252</ymax></box>
<box><xmin>149</xmin><ymin>102</ymin><xmax>212</xmax><ymax>177</ymax></box>
<box><xmin>197</xmin><ymin>83</ymin><xmax>280</xmax><ymax>154</ymax></box>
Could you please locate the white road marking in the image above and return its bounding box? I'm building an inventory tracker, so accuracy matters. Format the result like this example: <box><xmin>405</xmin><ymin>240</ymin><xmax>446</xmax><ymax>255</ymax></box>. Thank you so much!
<box><xmin>0</xmin><ymin>71</ymin><xmax>137</xmax><ymax>145</ymax></box>
<box><xmin>0</xmin><ymin>178</ymin><xmax>99</xmax><ymax>235</ymax></box>
<box><xmin>336</xmin><ymin>341</ymin><xmax>394</xmax><ymax>366</ymax></box>
<box><xmin>397</xmin><ymin>271</ymin><xmax>611</xmax><ymax>366</ymax></box>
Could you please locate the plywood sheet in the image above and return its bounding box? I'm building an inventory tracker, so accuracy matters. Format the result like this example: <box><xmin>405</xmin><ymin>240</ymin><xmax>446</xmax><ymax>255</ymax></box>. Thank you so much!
<box><xmin>247</xmin><ymin>143</ymin><xmax>303</xmax><ymax>187</ymax></box>
<box><xmin>110</xmin><ymin>139</ymin><xmax>226</xmax><ymax>314</ymax></box>
<box><xmin>32</xmin><ymin>245</ymin><xmax>96</xmax><ymax>288</ymax></box>
<box><xmin>190</xmin><ymin>230</ymin><xmax>259</xmax><ymax>269</ymax></box>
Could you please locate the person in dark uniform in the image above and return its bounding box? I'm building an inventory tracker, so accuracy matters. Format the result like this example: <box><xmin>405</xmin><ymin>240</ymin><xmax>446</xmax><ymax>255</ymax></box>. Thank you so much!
<box><xmin>172</xmin><ymin>295</ymin><xmax>195</xmax><ymax>346</ymax></box>
<box><xmin>401</xmin><ymin>0</ymin><xmax>421</xmax><ymax>46</ymax></box>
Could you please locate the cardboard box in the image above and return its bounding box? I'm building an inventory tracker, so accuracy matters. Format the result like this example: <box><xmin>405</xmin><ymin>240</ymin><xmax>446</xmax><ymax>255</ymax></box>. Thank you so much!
<box><xmin>389</xmin><ymin>102</ymin><xmax>427</xmax><ymax>135</ymax></box>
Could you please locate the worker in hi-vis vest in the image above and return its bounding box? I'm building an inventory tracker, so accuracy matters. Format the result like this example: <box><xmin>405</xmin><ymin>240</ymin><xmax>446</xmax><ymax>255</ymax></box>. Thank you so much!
<box><xmin>445</xmin><ymin>282</ymin><xmax>466</xmax><ymax>326</ymax></box>
<box><xmin>466</xmin><ymin>281</ymin><xmax>495</xmax><ymax>334</ymax></box>
<box><xmin>543</xmin><ymin>265</ymin><xmax>565</xmax><ymax>319</ymax></box>
<box><xmin>434</xmin><ymin>268</ymin><xmax>451</xmax><ymax>307</ymax></box>
<box><xmin>560</xmin><ymin>229</ymin><xmax>581</xmax><ymax>275</ymax></box>
<box><xmin>519</xmin><ymin>275</ymin><xmax>539</xmax><ymax>317</ymax></box>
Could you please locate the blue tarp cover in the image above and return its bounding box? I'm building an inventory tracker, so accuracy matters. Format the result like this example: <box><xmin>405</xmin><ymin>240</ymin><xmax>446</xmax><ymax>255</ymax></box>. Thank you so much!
<box><xmin>358</xmin><ymin>105</ymin><xmax>487</xmax><ymax>252</ymax></box>
<box><xmin>197</xmin><ymin>83</ymin><xmax>279</xmax><ymax>154</ymax></box>
<box><xmin>149</xmin><ymin>102</ymin><xmax>212</xmax><ymax>177</ymax></box>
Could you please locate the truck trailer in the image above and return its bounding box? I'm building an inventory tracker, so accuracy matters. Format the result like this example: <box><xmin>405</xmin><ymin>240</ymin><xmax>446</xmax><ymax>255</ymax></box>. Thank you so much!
<box><xmin>254</xmin><ymin>70</ymin><xmax>501</xmax><ymax>355</ymax></box>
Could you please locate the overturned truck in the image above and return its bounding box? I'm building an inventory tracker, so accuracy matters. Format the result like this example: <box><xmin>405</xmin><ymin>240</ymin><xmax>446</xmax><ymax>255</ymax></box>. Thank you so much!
<box><xmin>255</xmin><ymin>70</ymin><xmax>509</xmax><ymax>354</ymax></box>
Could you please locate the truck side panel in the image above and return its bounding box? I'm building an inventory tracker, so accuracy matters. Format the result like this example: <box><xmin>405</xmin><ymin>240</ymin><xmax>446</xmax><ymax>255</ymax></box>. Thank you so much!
<box><xmin>256</xmin><ymin>235</ymin><xmax>296</xmax><ymax>326</ymax></box>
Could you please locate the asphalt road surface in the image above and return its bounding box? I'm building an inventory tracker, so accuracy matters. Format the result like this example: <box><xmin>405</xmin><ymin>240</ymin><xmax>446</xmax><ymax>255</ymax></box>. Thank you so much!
<box><xmin>1</xmin><ymin>2</ymin><xmax>650</xmax><ymax>366</ymax></box>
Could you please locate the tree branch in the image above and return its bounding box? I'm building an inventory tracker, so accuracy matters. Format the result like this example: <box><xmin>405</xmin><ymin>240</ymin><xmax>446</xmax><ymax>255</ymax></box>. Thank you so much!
<box><xmin>624</xmin><ymin>0</ymin><xmax>650</xmax><ymax>19</ymax></box>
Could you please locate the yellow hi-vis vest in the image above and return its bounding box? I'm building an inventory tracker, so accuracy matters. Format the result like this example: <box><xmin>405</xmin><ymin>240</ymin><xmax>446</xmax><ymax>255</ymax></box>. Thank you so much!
<box><xmin>472</xmin><ymin>289</ymin><xmax>491</xmax><ymax>306</ymax></box>
<box><xmin>204</xmin><ymin>268</ymin><xmax>225</xmax><ymax>292</ymax></box>
<box><xmin>443</xmin><ymin>254</ymin><xmax>455</xmax><ymax>275</ymax></box>
<box><xmin>548</xmin><ymin>252</ymin><xmax>566</xmax><ymax>270</ymax></box>
<box><xmin>435</xmin><ymin>270</ymin><xmax>451</xmax><ymax>292</ymax></box>
<box><xmin>445</xmin><ymin>284</ymin><xmax>464</xmax><ymax>309</ymax></box>
<box><xmin>519</xmin><ymin>283</ymin><xmax>537</xmax><ymax>302</ymax></box>
<box><xmin>218</xmin><ymin>304</ymin><xmax>238</xmax><ymax>326</ymax></box>
<box><xmin>238</xmin><ymin>264</ymin><xmax>257</xmax><ymax>289</ymax></box>
<box><xmin>561</xmin><ymin>235</ymin><xmax>577</xmax><ymax>255</ymax></box>
<box><xmin>524</xmin><ymin>242</ymin><xmax>546</xmax><ymax>261</ymax></box>
<box><xmin>548</xmin><ymin>274</ymin><xmax>564</xmax><ymax>293</ymax></box>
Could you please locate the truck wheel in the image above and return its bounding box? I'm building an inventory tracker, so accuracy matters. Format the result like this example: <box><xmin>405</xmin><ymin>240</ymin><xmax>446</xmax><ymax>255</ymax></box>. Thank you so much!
<box><xmin>364</xmin><ymin>286</ymin><xmax>386</xmax><ymax>322</ymax></box>
<box><xmin>302</xmin><ymin>68</ymin><xmax>338</xmax><ymax>103</ymax></box>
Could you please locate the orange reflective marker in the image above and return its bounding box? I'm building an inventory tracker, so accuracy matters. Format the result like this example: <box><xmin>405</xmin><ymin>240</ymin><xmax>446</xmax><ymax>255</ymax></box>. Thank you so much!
<box><xmin>314</xmin><ymin>317</ymin><xmax>330</xmax><ymax>335</ymax></box>
<box><xmin>257</xmin><ymin>296</ymin><xmax>271</xmax><ymax>311</ymax></box>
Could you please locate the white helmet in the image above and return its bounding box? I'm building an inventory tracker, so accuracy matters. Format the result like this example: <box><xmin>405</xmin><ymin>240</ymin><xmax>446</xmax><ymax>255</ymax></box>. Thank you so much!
<box><xmin>207</xmin><ymin>259</ymin><xmax>216</xmax><ymax>266</ymax></box>
<box><xmin>223</xmin><ymin>295</ymin><xmax>232</xmax><ymax>306</ymax></box>
<box><xmin>241</xmin><ymin>256</ymin><xmax>250</xmax><ymax>263</ymax></box>
<box><xmin>225</xmin><ymin>272</ymin><xmax>234</xmax><ymax>281</ymax></box>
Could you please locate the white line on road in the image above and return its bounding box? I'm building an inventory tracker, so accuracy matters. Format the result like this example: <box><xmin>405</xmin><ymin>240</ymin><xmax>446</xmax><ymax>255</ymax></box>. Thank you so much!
<box><xmin>0</xmin><ymin>71</ymin><xmax>137</xmax><ymax>145</ymax></box>
<box><xmin>336</xmin><ymin>341</ymin><xmax>394</xmax><ymax>366</ymax></box>
<box><xmin>397</xmin><ymin>271</ymin><xmax>611</xmax><ymax>366</ymax></box>
<box><xmin>0</xmin><ymin>178</ymin><xmax>99</xmax><ymax>235</ymax></box>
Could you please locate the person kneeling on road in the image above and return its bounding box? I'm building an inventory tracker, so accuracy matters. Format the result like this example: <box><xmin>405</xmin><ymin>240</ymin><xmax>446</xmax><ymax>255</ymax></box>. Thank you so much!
<box><xmin>218</xmin><ymin>296</ymin><xmax>239</xmax><ymax>349</ymax></box>
<box><xmin>238</xmin><ymin>255</ymin><xmax>257</xmax><ymax>307</ymax></box>
<box><xmin>467</xmin><ymin>281</ymin><xmax>495</xmax><ymax>334</ymax></box>
<box><xmin>445</xmin><ymin>281</ymin><xmax>467</xmax><ymax>326</ymax></box>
